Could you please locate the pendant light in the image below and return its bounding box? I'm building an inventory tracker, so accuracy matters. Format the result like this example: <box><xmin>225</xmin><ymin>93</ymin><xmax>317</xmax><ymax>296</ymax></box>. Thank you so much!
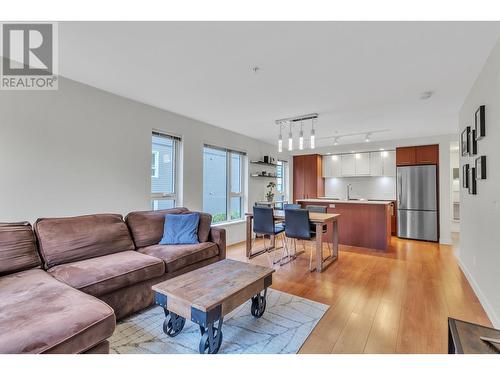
<box><xmin>278</xmin><ymin>125</ymin><xmax>283</xmax><ymax>153</ymax></box>
<box><xmin>288</xmin><ymin>123</ymin><xmax>293</xmax><ymax>151</ymax></box>
<box><xmin>299</xmin><ymin>121</ymin><xmax>304</xmax><ymax>150</ymax></box>
<box><xmin>310</xmin><ymin>118</ymin><xmax>316</xmax><ymax>149</ymax></box>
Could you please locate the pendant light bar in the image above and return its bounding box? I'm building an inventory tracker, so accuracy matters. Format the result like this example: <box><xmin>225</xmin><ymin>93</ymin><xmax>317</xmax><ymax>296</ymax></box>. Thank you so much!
<box><xmin>275</xmin><ymin>113</ymin><xmax>319</xmax><ymax>153</ymax></box>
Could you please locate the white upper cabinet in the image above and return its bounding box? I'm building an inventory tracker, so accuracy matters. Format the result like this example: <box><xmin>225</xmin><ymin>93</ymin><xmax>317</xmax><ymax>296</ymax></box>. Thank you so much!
<box><xmin>341</xmin><ymin>154</ymin><xmax>356</xmax><ymax>176</ymax></box>
<box><xmin>322</xmin><ymin>155</ymin><xmax>331</xmax><ymax>177</ymax></box>
<box><xmin>355</xmin><ymin>153</ymin><xmax>370</xmax><ymax>175</ymax></box>
<box><xmin>322</xmin><ymin>155</ymin><xmax>341</xmax><ymax>177</ymax></box>
<box><xmin>324</xmin><ymin>150</ymin><xmax>395</xmax><ymax>177</ymax></box>
<box><xmin>382</xmin><ymin>150</ymin><xmax>396</xmax><ymax>176</ymax></box>
<box><xmin>369</xmin><ymin>152</ymin><xmax>383</xmax><ymax>176</ymax></box>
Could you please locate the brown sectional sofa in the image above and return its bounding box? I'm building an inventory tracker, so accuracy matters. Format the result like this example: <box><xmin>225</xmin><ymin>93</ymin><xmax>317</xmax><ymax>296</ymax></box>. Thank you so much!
<box><xmin>0</xmin><ymin>208</ymin><xmax>226</xmax><ymax>353</ymax></box>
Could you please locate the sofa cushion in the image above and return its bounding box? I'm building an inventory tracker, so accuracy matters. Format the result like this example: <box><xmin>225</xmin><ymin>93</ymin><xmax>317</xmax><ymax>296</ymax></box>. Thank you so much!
<box><xmin>0</xmin><ymin>222</ymin><xmax>41</xmax><ymax>276</ymax></box>
<box><xmin>48</xmin><ymin>251</ymin><xmax>165</xmax><ymax>297</ymax></box>
<box><xmin>34</xmin><ymin>214</ymin><xmax>135</xmax><ymax>268</ymax></box>
<box><xmin>159</xmin><ymin>213</ymin><xmax>200</xmax><ymax>245</ymax></box>
<box><xmin>137</xmin><ymin>242</ymin><xmax>219</xmax><ymax>273</ymax></box>
<box><xmin>125</xmin><ymin>207</ymin><xmax>190</xmax><ymax>248</ymax></box>
<box><xmin>0</xmin><ymin>269</ymin><xmax>115</xmax><ymax>353</ymax></box>
<box><xmin>193</xmin><ymin>211</ymin><xmax>212</xmax><ymax>243</ymax></box>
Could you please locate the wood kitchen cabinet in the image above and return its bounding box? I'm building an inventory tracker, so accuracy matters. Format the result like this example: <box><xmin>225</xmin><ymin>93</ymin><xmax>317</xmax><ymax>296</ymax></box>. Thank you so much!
<box><xmin>293</xmin><ymin>154</ymin><xmax>324</xmax><ymax>202</ymax></box>
<box><xmin>416</xmin><ymin>144</ymin><xmax>439</xmax><ymax>165</ymax></box>
<box><xmin>396</xmin><ymin>146</ymin><xmax>416</xmax><ymax>166</ymax></box>
<box><xmin>396</xmin><ymin>145</ymin><xmax>439</xmax><ymax>166</ymax></box>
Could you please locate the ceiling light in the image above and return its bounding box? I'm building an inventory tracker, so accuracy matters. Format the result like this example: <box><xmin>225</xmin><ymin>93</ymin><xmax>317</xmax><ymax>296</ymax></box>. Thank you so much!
<box><xmin>299</xmin><ymin>121</ymin><xmax>304</xmax><ymax>150</ymax></box>
<box><xmin>333</xmin><ymin>137</ymin><xmax>339</xmax><ymax>146</ymax></box>
<box><xmin>310</xmin><ymin>119</ymin><xmax>315</xmax><ymax>149</ymax></box>
<box><xmin>379</xmin><ymin>148</ymin><xmax>384</xmax><ymax>151</ymax></box>
<box><xmin>365</xmin><ymin>133</ymin><xmax>371</xmax><ymax>143</ymax></box>
<box><xmin>274</xmin><ymin>113</ymin><xmax>318</xmax><ymax>153</ymax></box>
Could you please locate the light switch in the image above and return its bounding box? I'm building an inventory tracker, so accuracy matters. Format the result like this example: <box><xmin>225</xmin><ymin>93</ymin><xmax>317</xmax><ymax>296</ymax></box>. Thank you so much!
<box><xmin>329</xmin><ymin>204</ymin><xmax>336</xmax><ymax>208</ymax></box>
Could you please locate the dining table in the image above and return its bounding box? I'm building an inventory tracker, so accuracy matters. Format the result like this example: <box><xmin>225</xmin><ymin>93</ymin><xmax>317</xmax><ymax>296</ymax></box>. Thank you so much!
<box><xmin>245</xmin><ymin>210</ymin><xmax>340</xmax><ymax>272</ymax></box>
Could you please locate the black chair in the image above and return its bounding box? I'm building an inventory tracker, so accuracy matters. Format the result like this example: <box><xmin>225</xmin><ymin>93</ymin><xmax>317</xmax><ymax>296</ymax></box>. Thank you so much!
<box><xmin>253</xmin><ymin>206</ymin><xmax>287</xmax><ymax>265</ymax></box>
<box><xmin>254</xmin><ymin>202</ymin><xmax>271</xmax><ymax>207</ymax></box>
<box><xmin>304</xmin><ymin>205</ymin><xmax>326</xmax><ymax>213</ymax></box>
<box><xmin>283</xmin><ymin>203</ymin><xmax>301</xmax><ymax>210</ymax></box>
<box><xmin>284</xmin><ymin>208</ymin><xmax>318</xmax><ymax>271</ymax></box>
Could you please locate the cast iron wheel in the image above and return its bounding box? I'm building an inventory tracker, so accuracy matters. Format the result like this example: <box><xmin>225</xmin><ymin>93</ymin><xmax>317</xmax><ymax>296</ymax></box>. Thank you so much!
<box><xmin>199</xmin><ymin>328</ymin><xmax>223</xmax><ymax>354</ymax></box>
<box><xmin>251</xmin><ymin>295</ymin><xmax>266</xmax><ymax>318</ymax></box>
<box><xmin>163</xmin><ymin>313</ymin><xmax>185</xmax><ymax>337</ymax></box>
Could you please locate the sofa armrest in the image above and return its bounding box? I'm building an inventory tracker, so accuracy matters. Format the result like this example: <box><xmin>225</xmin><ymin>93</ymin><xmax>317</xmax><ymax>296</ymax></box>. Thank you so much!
<box><xmin>209</xmin><ymin>227</ymin><xmax>226</xmax><ymax>260</ymax></box>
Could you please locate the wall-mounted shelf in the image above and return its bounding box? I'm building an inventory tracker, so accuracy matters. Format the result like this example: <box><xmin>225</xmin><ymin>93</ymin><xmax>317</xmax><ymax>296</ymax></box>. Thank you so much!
<box><xmin>250</xmin><ymin>160</ymin><xmax>278</xmax><ymax>167</ymax></box>
<box><xmin>250</xmin><ymin>174</ymin><xmax>277</xmax><ymax>178</ymax></box>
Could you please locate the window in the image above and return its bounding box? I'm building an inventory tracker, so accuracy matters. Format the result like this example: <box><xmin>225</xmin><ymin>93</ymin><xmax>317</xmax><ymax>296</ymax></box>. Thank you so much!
<box><xmin>151</xmin><ymin>132</ymin><xmax>180</xmax><ymax>210</ymax></box>
<box><xmin>151</xmin><ymin>151</ymin><xmax>159</xmax><ymax>178</ymax></box>
<box><xmin>203</xmin><ymin>145</ymin><xmax>245</xmax><ymax>224</ymax></box>
<box><xmin>276</xmin><ymin>160</ymin><xmax>288</xmax><ymax>209</ymax></box>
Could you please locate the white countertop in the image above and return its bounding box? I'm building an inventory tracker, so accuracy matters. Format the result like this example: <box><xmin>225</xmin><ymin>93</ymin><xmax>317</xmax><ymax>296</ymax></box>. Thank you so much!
<box><xmin>297</xmin><ymin>198</ymin><xmax>394</xmax><ymax>205</ymax></box>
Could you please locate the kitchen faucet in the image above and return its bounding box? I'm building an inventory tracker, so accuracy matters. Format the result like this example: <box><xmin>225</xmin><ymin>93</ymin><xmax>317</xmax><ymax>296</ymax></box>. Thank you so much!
<box><xmin>346</xmin><ymin>184</ymin><xmax>352</xmax><ymax>200</ymax></box>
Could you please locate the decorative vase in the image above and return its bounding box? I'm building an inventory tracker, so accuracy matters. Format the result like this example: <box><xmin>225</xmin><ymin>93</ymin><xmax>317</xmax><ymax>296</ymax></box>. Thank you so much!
<box><xmin>267</xmin><ymin>195</ymin><xmax>273</xmax><ymax>202</ymax></box>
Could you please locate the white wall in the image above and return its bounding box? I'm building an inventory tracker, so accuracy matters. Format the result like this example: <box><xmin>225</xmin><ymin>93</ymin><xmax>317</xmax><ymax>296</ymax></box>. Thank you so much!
<box><xmin>291</xmin><ymin>133</ymin><xmax>456</xmax><ymax>244</ymax></box>
<box><xmin>324</xmin><ymin>176</ymin><xmax>396</xmax><ymax>201</ymax></box>
<box><xmin>458</xmin><ymin>39</ymin><xmax>500</xmax><ymax>327</ymax></box>
<box><xmin>0</xmin><ymin>74</ymin><xmax>284</xmax><ymax>245</ymax></box>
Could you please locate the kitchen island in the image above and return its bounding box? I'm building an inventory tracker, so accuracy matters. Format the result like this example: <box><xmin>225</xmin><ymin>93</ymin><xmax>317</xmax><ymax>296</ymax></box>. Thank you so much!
<box><xmin>297</xmin><ymin>198</ymin><xmax>392</xmax><ymax>250</ymax></box>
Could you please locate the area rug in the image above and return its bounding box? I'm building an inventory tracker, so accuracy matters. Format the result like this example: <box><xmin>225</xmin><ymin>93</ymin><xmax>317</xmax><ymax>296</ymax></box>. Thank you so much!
<box><xmin>109</xmin><ymin>289</ymin><xmax>329</xmax><ymax>354</ymax></box>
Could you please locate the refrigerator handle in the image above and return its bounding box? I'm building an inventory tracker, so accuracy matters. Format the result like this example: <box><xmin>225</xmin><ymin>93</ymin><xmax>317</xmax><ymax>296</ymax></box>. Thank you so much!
<box><xmin>397</xmin><ymin>172</ymin><xmax>402</xmax><ymax>206</ymax></box>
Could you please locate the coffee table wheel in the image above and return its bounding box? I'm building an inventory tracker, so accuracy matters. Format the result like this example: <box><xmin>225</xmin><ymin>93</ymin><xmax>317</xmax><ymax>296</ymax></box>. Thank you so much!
<box><xmin>199</xmin><ymin>327</ymin><xmax>223</xmax><ymax>354</ymax></box>
<box><xmin>251</xmin><ymin>293</ymin><xmax>266</xmax><ymax>318</ymax></box>
<box><xmin>163</xmin><ymin>312</ymin><xmax>185</xmax><ymax>337</ymax></box>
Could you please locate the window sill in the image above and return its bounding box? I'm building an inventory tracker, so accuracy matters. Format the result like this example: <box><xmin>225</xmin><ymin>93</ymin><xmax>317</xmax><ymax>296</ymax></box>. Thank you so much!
<box><xmin>212</xmin><ymin>219</ymin><xmax>246</xmax><ymax>228</ymax></box>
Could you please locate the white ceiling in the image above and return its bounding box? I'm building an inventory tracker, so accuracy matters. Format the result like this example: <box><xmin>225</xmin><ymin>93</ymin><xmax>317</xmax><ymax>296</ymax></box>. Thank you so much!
<box><xmin>59</xmin><ymin>22</ymin><xmax>500</xmax><ymax>146</ymax></box>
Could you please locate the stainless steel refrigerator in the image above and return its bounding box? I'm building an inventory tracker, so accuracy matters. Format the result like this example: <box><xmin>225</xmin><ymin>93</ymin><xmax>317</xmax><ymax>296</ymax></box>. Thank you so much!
<box><xmin>397</xmin><ymin>165</ymin><xmax>438</xmax><ymax>241</ymax></box>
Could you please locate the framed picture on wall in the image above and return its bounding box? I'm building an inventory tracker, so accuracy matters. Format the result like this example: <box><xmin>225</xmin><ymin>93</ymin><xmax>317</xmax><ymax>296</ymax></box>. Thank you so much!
<box><xmin>462</xmin><ymin>164</ymin><xmax>469</xmax><ymax>188</ymax></box>
<box><xmin>469</xmin><ymin>129</ymin><xmax>478</xmax><ymax>156</ymax></box>
<box><xmin>475</xmin><ymin>155</ymin><xmax>487</xmax><ymax>180</ymax></box>
<box><xmin>461</xmin><ymin>126</ymin><xmax>470</xmax><ymax>156</ymax></box>
<box><xmin>475</xmin><ymin>105</ymin><xmax>486</xmax><ymax>140</ymax></box>
<box><xmin>468</xmin><ymin>166</ymin><xmax>477</xmax><ymax>195</ymax></box>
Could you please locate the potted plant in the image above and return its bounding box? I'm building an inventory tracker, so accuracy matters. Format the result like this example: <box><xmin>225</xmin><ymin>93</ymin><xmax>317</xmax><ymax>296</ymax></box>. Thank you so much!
<box><xmin>266</xmin><ymin>181</ymin><xmax>276</xmax><ymax>202</ymax></box>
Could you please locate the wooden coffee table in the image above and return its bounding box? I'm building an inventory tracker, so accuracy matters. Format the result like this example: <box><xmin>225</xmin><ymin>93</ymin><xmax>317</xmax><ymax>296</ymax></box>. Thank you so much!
<box><xmin>152</xmin><ymin>259</ymin><xmax>274</xmax><ymax>354</ymax></box>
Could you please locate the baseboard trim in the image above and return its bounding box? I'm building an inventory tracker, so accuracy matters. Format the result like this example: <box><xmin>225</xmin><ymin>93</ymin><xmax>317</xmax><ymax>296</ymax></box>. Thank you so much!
<box><xmin>440</xmin><ymin>237</ymin><xmax>452</xmax><ymax>245</ymax></box>
<box><xmin>456</xmin><ymin>256</ymin><xmax>500</xmax><ymax>328</ymax></box>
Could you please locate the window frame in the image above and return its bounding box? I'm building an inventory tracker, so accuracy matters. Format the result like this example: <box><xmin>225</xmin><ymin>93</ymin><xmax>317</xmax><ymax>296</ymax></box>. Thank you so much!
<box><xmin>228</xmin><ymin>151</ymin><xmax>244</xmax><ymax>221</ymax></box>
<box><xmin>151</xmin><ymin>150</ymin><xmax>160</xmax><ymax>178</ymax></box>
<box><xmin>151</xmin><ymin>131</ymin><xmax>180</xmax><ymax>210</ymax></box>
<box><xmin>203</xmin><ymin>145</ymin><xmax>246</xmax><ymax>224</ymax></box>
<box><xmin>275</xmin><ymin>160</ymin><xmax>288</xmax><ymax>208</ymax></box>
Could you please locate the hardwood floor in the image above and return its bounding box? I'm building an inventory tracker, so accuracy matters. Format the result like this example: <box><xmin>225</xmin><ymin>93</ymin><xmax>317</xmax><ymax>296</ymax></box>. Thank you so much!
<box><xmin>226</xmin><ymin>235</ymin><xmax>491</xmax><ymax>354</ymax></box>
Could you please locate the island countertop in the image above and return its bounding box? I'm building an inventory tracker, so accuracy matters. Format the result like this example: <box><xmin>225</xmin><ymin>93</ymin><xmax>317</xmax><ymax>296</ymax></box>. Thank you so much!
<box><xmin>297</xmin><ymin>198</ymin><xmax>393</xmax><ymax>205</ymax></box>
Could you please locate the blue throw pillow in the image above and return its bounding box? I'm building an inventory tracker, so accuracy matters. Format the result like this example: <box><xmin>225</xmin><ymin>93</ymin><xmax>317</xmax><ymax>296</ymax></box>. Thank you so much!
<box><xmin>159</xmin><ymin>213</ymin><xmax>200</xmax><ymax>245</ymax></box>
